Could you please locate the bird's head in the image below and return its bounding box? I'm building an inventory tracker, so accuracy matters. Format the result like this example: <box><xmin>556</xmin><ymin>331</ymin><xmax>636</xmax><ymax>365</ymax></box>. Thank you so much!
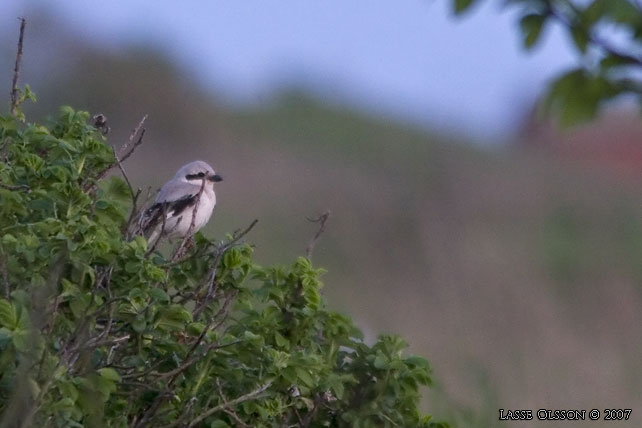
<box><xmin>175</xmin><ymin>160</ymin><xmax>223</xmax><ymax>184</ymax></box>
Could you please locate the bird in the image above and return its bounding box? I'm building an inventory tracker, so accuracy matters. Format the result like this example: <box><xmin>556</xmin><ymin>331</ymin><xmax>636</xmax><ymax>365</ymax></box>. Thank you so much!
<box><xmin>140</xmin><ymin>160</ymin><xmax>223</xmax><ymax>245</ymax></box>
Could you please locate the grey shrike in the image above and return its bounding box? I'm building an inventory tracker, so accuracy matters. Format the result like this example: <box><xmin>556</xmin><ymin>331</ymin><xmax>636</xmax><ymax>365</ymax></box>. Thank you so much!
<box><xmin>141</xmin><ymin>160</ymin><xmax>222</xmax><ymax>244</ymax></box>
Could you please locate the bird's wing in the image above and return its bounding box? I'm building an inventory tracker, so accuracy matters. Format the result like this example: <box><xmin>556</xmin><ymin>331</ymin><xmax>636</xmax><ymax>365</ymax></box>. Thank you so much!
<box><xmin>141</xmin><ymin>181</ymin><xmax>202</xmax><ymax>235</ymax></box>
<box><xmin>155</xmin><ymin>180</ymin><xmax>202</xmax><ymax>204</ymax></box>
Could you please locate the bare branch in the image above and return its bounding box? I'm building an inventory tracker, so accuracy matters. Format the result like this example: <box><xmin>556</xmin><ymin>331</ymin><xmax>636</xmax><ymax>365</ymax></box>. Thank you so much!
<box><xmin>305</xmin><ymin>211</ymin><xmax>331</xmax><ymax>259</ymax></box>
<box><xmin>223</xmin><ymin>408</ymin><xmax>250</xmax><ymax>428</ymax></box>
<box><xmin>117</xmin><ymin>115</ymin><xmax>147</xmax><ymax>160</ymax></box>
<box><xmin>110</xmin><ymin>145</ymin><xmax>146</xmax><ymax>242</ymax></box>
<box><xmin>229</xmin><ymin>219</ymin><xmax>259</xmax><ymax>244</ymax></box>
<box><xmin>166</xmin><ymin>218</ymin><xmax>258</xmax><ymax>268</ymax></box>
<box><xmin>217</xmin><ymin>380</ymin><xmax>250</xmax><ymax>428</ymax></box>
<box><xmin>112</xmin><ymin>148</ymin><xmax>136</xmax><ymax>200</ymax></box>
<box><xmin>82</xmin><ymin>334</ymin><xmax>130</xmax><ymax>350</ymax></box>
<box><xmin>119</xmin><ymin>127</ymin><xmax>146</xmax><ymax>165</ymax></box>
<box><xmin>89</xmin><ymin>116</ymin><xmax>147</xmax><ymax>189</ymax></box>
<box><xmin>10</xmin><ymin>17</ymin><xmax>26</xmax><ymax>116</ymax></box>
<box><xmin>0</xmin><ymin>181</ymin><xmax>30</xmax><ymax>192</ymax></box>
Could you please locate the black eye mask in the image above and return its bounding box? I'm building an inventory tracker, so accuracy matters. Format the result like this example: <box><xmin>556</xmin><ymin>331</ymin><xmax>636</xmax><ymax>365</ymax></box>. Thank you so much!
<box><xmin>185</xmin><ymin>172</ymin><xmax>206</xmax><ymax>180</ymax></box>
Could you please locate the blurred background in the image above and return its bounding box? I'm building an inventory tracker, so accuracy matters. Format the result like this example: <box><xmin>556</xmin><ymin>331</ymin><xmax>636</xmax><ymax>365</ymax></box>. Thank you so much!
<box><xmin>2</xmin><ymin>1</ymin><xmax>642</xmax><ymax>426</ymax></box>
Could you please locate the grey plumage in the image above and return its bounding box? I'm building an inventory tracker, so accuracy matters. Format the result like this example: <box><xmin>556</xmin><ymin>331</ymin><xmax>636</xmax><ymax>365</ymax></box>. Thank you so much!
<box><xmin>140</xmin><ymin>160</ymin><xmax>222</xmax><ymax>244</ymax></box>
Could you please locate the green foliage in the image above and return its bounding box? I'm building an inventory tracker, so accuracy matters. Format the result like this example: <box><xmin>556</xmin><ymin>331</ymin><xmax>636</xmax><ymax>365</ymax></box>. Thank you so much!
<box><xmin>452</xmin><ymin>0</ymin><xmax>642</xmax><ymax>125</ymax></box>
<box><xmin>519</xmin><ymin>14</ymin><xmax>546</xmax><ymax>49</ymax></box>
<box><xmin>452</xmin><ymin>0</ymin><xmax>478</xmax><ymax>14</ymax></box>
<box><xmin>0</xmin><ymin>107</ymin><xmax>447</xmax><ymax>427</ymax></box>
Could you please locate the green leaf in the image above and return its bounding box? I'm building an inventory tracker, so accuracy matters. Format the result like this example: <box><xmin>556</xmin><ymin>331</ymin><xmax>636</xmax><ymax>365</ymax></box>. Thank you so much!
<box><xmin>295</xmin><ymin>367</ymin><xmax>315</xmax><ymax>388</ymax></box>
<box><xmin>543</xmin><ymin>68</ymin><xmax>621</xmax><ymax>126</ymax></box>
<box><xmin>132</xmin><ymin>317</ymin><xmax>147</xmax><ymax>333</ymax></box>
<box><xmin>405</xmin><ymin>355</ymin><xmax>429</xmax><ymax>368</ymax></box>
<box><xmin>600</xmin><ymin>53</ymin><xmax>639</xmax><ymax>69</ymax></box>
<box><xmin>602</xmin><ymin>0</ymin><xmax>640</xmax><ymax>25</ymax></box>
<box><xmin>0</xmin><ymin>299</ymin><xmax>16</xmax><ymax>328</ymax></box>
<box><xmin>570</xmin><ymin>25</ymin><xmax>589</xmax><ymax>53</ymax></box>
<box><xmin>11</xmin><ymin>329</ymin><xmax>30</xmax><ymax>352</ymax></box>
<box><xmin>374</xmin><ymin>354</ymin><xmax>389</xmax><ymax>370</ymax></box>
<box><xmin>98</xmin><ymin>368</ymin><xmax>120</xmax><ymax>383</ymax></box>
<box><xmin>274</xmin><ymin>331</ymin><xmax>290</xmax><ymax>348</ymax></box>
<box><xmin>58</xmin><ymin>381</ymin><xmax>79</xmax><ymax>401</ymax></box>
<box><xmin>149</xmin><ymin>287</ymin><xmax>169</xmax><ymax>303</ymax></box>
<box><xmin>332</xmin><ymin>380</ymin><xmax>345</xmax><ymax>400</ymax></box>
<box><xmin>520</xmin><ymin>14</ymin><xmax>546</xmax><ymax>49</ymax></box>
<box><xmin>453</xmin><ymin>0</ymin><xmax>477</xmax><ymax>14</ymax></box>
<box><xmin>124</xmin><ymin>261</ymin><xmax>140</xmax><ymax>274</ymax></box>
<box><xmin>69</xmin><ymin>295</ymin><xmax>90</xmax><ymax>318</ymax></box>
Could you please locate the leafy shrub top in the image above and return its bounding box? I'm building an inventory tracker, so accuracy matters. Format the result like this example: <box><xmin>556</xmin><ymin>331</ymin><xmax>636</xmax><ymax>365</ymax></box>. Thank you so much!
<box><xmin>0</xmin><ymin>107</ymin><xmax>447</xmax><ymax>427</ymax></box>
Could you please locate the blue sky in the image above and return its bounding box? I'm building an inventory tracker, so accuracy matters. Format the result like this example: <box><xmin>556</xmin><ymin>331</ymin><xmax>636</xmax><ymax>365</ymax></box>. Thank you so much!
<box><xmin>3</xmin><ymin>0</ymin><xmax>577</xmax><ymax>140</ymax></box>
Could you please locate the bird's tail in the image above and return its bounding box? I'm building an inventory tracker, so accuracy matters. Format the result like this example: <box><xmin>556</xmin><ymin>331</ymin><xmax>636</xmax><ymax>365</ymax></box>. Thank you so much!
<box><xmin>147</xmin><ymin>227</ymin><xmax>162</xmax><ymax>248</ymax></box>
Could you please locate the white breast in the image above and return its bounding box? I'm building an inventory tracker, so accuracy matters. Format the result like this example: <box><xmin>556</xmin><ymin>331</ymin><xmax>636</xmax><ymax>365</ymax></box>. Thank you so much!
<box><xmin>168</xmin><ymin>189</ymin><xmax>216</xmax><ymax>238</ymax></box>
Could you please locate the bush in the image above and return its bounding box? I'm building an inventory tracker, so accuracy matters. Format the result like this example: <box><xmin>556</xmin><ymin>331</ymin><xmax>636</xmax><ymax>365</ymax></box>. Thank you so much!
<box><xmin>0</xmin><ymin>107</ymin><xmax>447</xmax><ymax>427</ymax></box>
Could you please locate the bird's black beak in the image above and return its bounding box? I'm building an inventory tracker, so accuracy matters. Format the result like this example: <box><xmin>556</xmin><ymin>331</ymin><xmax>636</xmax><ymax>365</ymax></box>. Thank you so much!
<box><xmin>209</xmin><ymin>174</ymin><xmax>223</xmax><ymax>182</ymax></box>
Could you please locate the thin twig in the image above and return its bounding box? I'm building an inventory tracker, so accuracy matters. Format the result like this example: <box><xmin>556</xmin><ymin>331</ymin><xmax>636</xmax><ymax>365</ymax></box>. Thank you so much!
<box><xmin>123</xmin><ymin>188</ymin><xmax>142</xmax><ymax>238</ymax></box>
<box><xmin>113</xmin><ymin>148</ymin><xmax>136</xmax><ymax>201</ymax></box>
<box><xmin>194</xmin><ymin>288</ymin><xmax>236</xmax><ymax>329</ymax></box>
<box><xmin>166</xmin><ymin>219</ymin><xmax>258</xmax><ymax>268</ymax></box>
<box><xmin>0</xmin><ymin>251</ymin><xmax>9</xmax><ymax>299</ymax></box>
<box><xmin>223</xmin><ymin>408</ymin><xmax>249</xmax><ymax>427</ymax></box>
<box><xmin>81</xmin><ymin>334</ymin><xmax>130</xmax><ymax>350</ymax></box>
<box><xmin>148</xmin><ymin>339</ymin><xmax>241</xmax><ymax>381</ymax></box>
<box><xmin>299</xmin><ymin>393</ymin><xmax>330</xmax><ymax>427</ymax></box>
<box><xmin>0</xmin><ymin>182</ymin><xmax>30</xmax><ymax>192</ymax></box>
<box><xmin>548</xmin><ymin>1</ymin><xmax>642</xmax><ymax>66</ymax></box>
<box><xmin>89</xmin><ymin>116</ymin><xmax>147</xmax><ymax>189</ymax></box>
<box><xmin>130</xmin><ymin>185</ymin><xmax>153</xmax><ymax>240</ymax></box>
<box><xmin>119</xmin><ymin>127</ymin><xmax>146</xmax><ymax>164</ymax></box>
<box><xmin>217</xmin><ymin>380</ymin><xmax>250</xmax><ymax>428</ymax></box>
<box><xmin>305</xmin><ymin>211</ymin><xmax>331</xmax><ymax>259</ymax></box>
<box><xmin>117</xmin><ymin>115</ymin><xmax>148</xmax><ymax>160</ymax></box>
<box><xmin>111</xmin><ymin>147</ymin><xmax>143</xmax><ymax>240</ymax></box>
<box><xmin>10</xmin><ymin>17</ymin><xmax>26</xmax><ymax>116</ymax></box>
<box><xmin>186</xmin><ymin>381</ymin><xmax>273</xmax><ymax>428</ymax></box>
<box><xmin>173</xmin><ymin>219</ymin><xmax>258</xmax><ymax>308</ymax></box>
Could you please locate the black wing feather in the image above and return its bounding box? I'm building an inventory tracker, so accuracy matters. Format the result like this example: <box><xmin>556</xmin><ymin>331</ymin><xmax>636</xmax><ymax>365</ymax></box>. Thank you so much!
<box><xmin>141</xmin><ymin>193</ymin><xmax>198</xmax><ymax>235</ymax></box>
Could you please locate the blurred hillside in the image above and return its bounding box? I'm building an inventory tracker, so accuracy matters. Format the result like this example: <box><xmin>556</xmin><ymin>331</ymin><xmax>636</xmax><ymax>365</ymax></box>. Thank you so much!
<box><xmin>3</xmin><ymin>19</ymin><xmax>642</xmax><ymax>427</ymax></box>
<box><xmin>520</xmin><ymin>107</ymin><xmax>642</xmax><ymax>178</ymax></box>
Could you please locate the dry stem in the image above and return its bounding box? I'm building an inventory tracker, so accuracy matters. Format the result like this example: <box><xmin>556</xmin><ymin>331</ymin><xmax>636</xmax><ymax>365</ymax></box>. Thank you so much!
<box><xmin>10</xmin><ymin>17</ymin><xmax>26</xmax><ymax>116</ymax></box>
